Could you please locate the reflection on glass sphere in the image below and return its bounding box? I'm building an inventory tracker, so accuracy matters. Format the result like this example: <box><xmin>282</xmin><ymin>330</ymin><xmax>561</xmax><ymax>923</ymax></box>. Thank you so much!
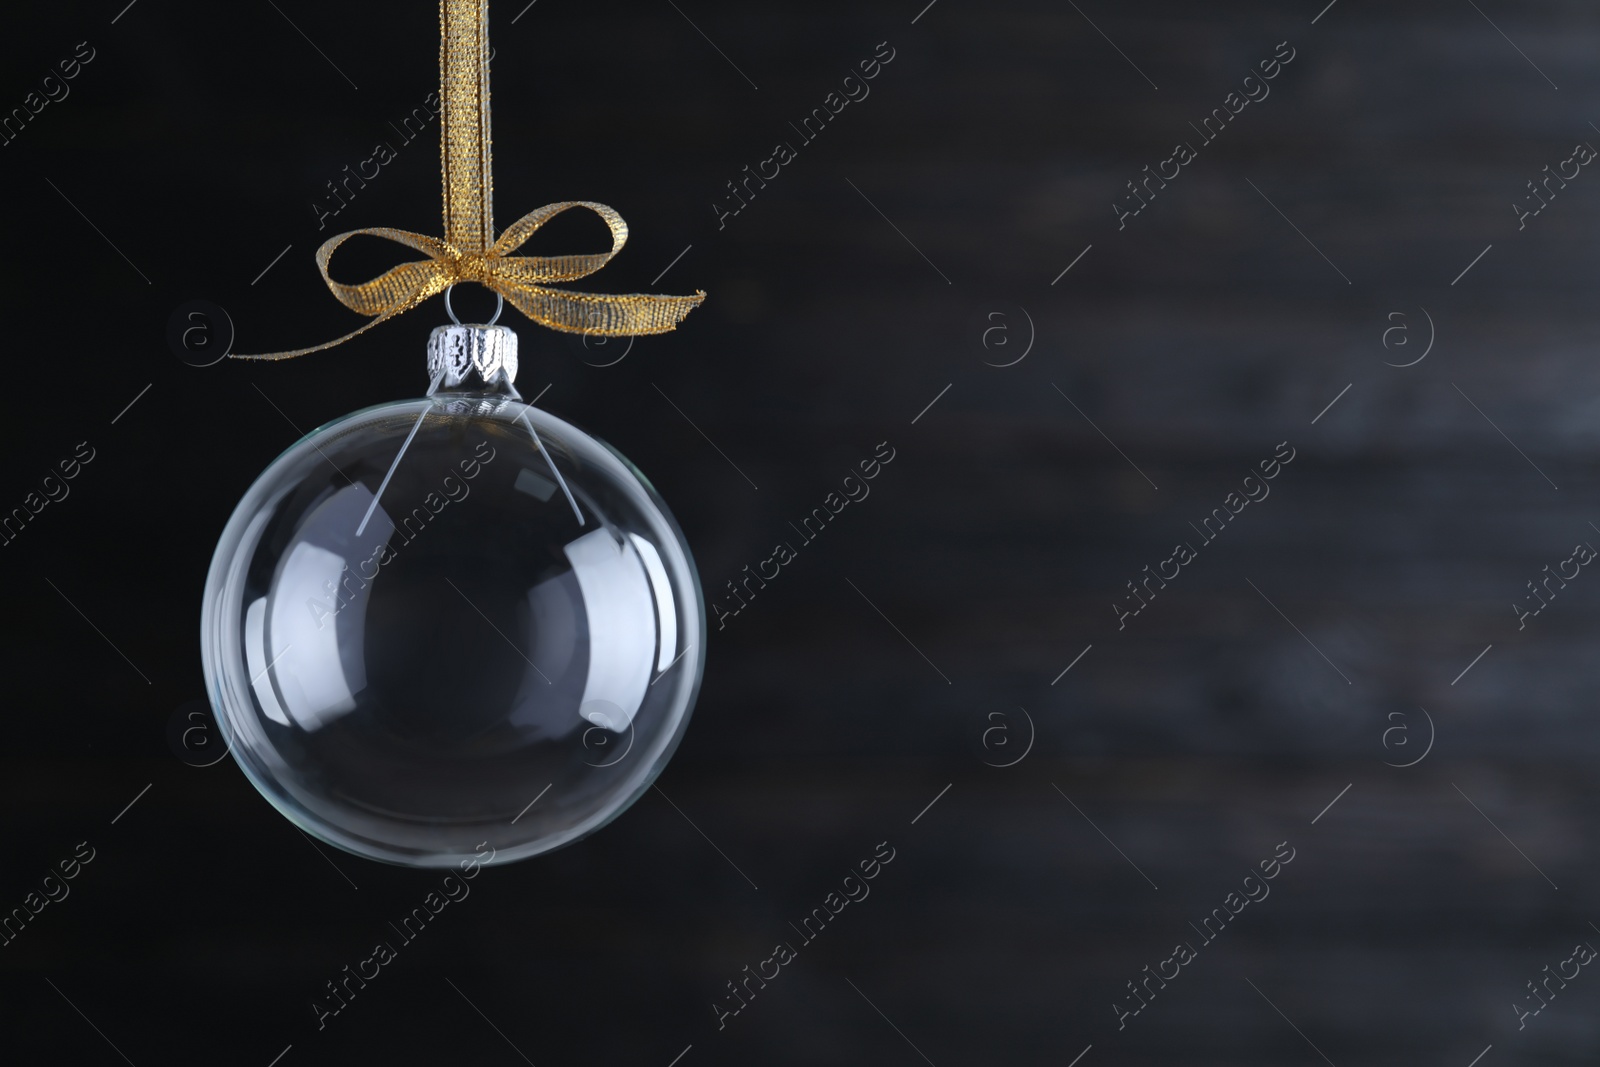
<box><xmin>202</xmin><ymin>385</ymin><xmax>705</xmax><ymax>867</ymax></box>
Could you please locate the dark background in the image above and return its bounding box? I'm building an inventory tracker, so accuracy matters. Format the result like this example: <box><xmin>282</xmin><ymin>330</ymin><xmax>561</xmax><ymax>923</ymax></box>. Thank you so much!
<box><xmin>3</xmin><ymin>0</ymin><xmax>1599</xmax><ymax>1064</ymax></box>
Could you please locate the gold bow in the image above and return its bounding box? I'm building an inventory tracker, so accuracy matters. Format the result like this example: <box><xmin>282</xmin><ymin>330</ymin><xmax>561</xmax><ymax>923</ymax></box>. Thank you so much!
<box><xmin>235</xmin><ymin>0</ymin><xmax>702</xmax><ymax>361</ymax></box>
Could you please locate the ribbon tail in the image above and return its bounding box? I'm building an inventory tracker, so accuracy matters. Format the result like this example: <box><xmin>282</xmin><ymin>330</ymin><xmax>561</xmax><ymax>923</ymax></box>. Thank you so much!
<box><xmin>233</xmin><ymin>255</ymin><xmax>453</xmax><ymax>360</ymax></box>
<box><xmin>499</xmin><ymin>285</ymin><xmax>706</xmax><ymax>337</ymax></box>
<box><xmin>231</xmin><ymin>306</ymin><xmax>415</xmax><ymax>361</ymax></box>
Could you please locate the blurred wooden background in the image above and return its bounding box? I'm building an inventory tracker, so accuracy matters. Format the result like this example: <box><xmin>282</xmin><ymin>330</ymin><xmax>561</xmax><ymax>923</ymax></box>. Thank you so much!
<box><xmin>4</xmin><ymin>0</ymin><xmax>1600</xmax><ymax>1063</ymax></box>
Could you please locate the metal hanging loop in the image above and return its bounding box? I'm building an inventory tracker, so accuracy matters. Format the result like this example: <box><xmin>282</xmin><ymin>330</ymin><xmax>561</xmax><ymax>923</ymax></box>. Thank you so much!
<box><xmin>444</xmin><ymin>284</ymin><xmax>504</xmax><ymax>327</ymax></box>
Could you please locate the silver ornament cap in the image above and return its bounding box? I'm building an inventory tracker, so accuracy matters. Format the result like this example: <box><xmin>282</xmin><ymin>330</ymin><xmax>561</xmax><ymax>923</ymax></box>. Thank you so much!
<box><xmin>427</xmin><ymin>323</ymin><xmax>519</xmax><ymax>388</ymax></box>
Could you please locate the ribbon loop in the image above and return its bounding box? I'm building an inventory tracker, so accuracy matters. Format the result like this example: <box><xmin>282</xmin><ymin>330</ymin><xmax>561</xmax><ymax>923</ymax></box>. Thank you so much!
<box><xmin>486</xmin><ymin>201</ymin><xmax>630</xmax><ymax>284</ymax></box>
<box><xmin>315</xmin><ymin>227</ymin><xmax>455</xmax><ymax>316</ymax></box>
<box><xmin>490</xmin><ymin>200</ymin><xmax>627</xmax><ymax>259</ymax></box>
<box><xmin>232</xmin><ymin>3</ymin><xmax>702</xmax><ymax>362</ymax></box>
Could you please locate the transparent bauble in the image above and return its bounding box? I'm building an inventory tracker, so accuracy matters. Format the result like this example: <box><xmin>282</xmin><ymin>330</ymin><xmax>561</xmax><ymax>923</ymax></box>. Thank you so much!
<box><xmin>201</xmin><ymin>329</ymin><xmax>705</xmax><ymax>867</ymax></box>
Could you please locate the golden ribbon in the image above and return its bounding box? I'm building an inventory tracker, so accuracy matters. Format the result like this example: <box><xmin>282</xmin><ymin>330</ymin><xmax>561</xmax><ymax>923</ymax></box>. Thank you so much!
<box><xmin>234</xmin><ymin>0</ymin><xmax>702</xmax><ymax>361</ymax></box>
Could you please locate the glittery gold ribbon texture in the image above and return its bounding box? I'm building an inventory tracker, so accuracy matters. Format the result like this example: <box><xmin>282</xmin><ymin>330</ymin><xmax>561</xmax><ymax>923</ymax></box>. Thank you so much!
<box><xmin>235</xmin><ymin>0</ymin><xmax>703</xmax><ymax>360</ymax></box>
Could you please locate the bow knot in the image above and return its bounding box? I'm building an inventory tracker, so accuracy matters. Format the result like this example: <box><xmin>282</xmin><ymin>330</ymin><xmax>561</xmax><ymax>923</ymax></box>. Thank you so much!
<box><xmin>238</xmin><ymin>200</ymin><xmax>702</xmax><ymax>361</ymax></box>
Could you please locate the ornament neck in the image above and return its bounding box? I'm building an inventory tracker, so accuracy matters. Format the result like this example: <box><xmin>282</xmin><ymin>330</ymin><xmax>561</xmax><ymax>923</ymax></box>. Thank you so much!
<box><xmin>426</xmin><ymin>322</ymin><xmax>518</xmax><ymax>390</ymax></box>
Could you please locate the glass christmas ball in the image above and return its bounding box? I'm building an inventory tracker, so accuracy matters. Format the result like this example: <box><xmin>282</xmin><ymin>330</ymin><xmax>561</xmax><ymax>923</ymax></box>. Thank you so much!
<box><xmin>201</xmin><ymin>324</ymin><xmax>705</xmax><ymax>867</ymax></box>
